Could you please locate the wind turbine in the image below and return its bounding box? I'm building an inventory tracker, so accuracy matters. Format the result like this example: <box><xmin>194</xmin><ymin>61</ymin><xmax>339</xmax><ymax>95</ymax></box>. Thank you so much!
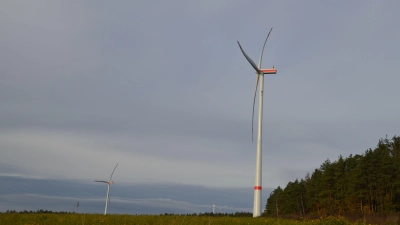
<box><xmin>72</xmin><ymin>201</ymin><xmax>79</xmax><ymax>213</ymax></box>
<box><xmin>76</xmin><ymin>201</ymin><xmax>79</xmax><ymax>213</ymax></box>
<box><xmin>95</xmin><ymin>163</ymin><xmax>119</xmax><ymax>215</ymax></box>
<box><xmin>237</xmin><ymin>27</ymin><xmax>277</xmax><ymax>217</ymax></box>
<box><xmin>212</xmin><ymin>204</ymin><xmax>224</xmax><ymax>214</ymax></box>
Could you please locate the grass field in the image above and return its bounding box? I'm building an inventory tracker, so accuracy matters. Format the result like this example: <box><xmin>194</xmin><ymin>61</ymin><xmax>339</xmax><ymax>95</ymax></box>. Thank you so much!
<box><xmin>1</xmin><ymin>214</ymin><xmax>392</xmax><ymax>225</ymax></box>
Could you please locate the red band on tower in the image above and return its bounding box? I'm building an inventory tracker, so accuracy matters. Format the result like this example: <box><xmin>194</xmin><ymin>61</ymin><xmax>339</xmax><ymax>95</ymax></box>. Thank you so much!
<box><xmin>254</xmin><ymin>186</ymin><xmax>262</xmax><ymax>190</ymax></box>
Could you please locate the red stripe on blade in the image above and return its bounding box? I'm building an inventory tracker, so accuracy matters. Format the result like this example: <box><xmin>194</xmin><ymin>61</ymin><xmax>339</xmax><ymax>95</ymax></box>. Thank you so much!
<box><xmin>254</xmin><ymin>186</ymin><xmax>262</xmax><ymax>190</ymax></box>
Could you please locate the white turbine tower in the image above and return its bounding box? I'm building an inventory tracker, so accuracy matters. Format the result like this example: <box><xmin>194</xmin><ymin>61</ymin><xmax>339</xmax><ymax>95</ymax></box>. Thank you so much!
<box><xmin>237</xmin><ymin>27</ymin><xmax>277</xmax><ymax>217</ymax></box>
<box><xmin>95</xmin><ymin>163</ymin><xmax>119</xmax><ymax>215</ymax></box>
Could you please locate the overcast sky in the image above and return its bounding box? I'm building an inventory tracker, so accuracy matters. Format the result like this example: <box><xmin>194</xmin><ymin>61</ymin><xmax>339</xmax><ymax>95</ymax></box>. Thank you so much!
<box><xmin>1</xmin><ymin>0</ymin><xmax>400</xmax><ymax>214</ymax></box>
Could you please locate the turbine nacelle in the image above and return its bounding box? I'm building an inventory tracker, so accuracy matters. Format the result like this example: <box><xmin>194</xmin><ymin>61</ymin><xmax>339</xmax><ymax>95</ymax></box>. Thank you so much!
<box><xmin>259</xmin><ymin>68</ymin><xmax>277</xmax><ymax>74</ymax></box>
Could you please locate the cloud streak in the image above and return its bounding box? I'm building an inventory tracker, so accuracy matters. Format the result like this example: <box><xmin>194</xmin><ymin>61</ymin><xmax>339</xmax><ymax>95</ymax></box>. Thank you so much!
<box><xmin>0</xmin><ymin>176</ymin><xmax>260</xmax><ymax>214</ymax></box>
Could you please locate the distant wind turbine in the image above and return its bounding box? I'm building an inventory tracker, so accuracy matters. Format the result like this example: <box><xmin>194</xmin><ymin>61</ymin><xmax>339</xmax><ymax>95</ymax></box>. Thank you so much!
<box><xmin>95</xmin><ymin>163</ymin><xmax>119</xmax><ymax>215</ymax></box>
<box><xmin>212</xmin><ymin>204</ymin><xmax>224</xmax><ymax>214</ymax></box>
<box><xmin>72</xmin><ymin>201</ymin><xmax>79</xmax><ymax>213</ymax></box>
<box><xmin>237</xmin><ymin>27</ymin><xmax>277</xmax><ymax>217</ymax></box>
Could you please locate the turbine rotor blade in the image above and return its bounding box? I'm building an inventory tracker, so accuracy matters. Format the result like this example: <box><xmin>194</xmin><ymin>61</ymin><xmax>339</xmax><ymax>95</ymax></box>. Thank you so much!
<box><xmin>109</xmin><ymin>163</ymin><xmax>119</xmax><ymax>181</ymax></box>
<box><xmin>105</xmin><ymin>183</ymin><xmax>111</xmax><ymax>215</ymax></box>
<box><xmin>252</xmin><ymin>27</ymin><xmax>273</xmax><ymax>142</ymax></box>
<box><xmin>107</xmin><ymin>186</ymin><xmax>111</xmax><ymax>205</ymax></box>
<box><xmin>258</xmin><ymin>27</ymin><xmax>273</xmax><ymax>69</ymax></box>
<box><xmin>94</xmin><ymin>180</ymin><xmax>109</xmax><ymax>183</ymax></box>
<box><xmin>237</xmin><ymin>41</ymin><xmax>261</xmax><ymax>74</ymax></box>
<box><xmin>252</xmin><ymin>73</ymin><xmax>260</xmax><ymax>142</ymax></box>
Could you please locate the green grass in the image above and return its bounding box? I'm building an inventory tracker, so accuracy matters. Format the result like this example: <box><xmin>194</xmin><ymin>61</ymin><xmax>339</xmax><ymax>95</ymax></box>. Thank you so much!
<box><xmin>0</xmin><ymin>214</ymin><xmax>394</xmax><ymax>225</ymax></box>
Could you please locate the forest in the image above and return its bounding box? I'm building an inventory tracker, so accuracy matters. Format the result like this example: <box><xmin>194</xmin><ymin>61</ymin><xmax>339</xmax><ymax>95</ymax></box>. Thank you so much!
<box><xmin>265</xmin><ymin>135</ymin><xmax>400</xmax><ymax>216</ymax></box>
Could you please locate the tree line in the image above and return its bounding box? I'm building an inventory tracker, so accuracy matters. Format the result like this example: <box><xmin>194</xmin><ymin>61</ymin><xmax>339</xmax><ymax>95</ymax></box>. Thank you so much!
<box><xmin>265</xmin><ymin>135</ymin><xmax>400</xmax><ymax>216</ymax></box>
<box><xmin>4</xmin><ymin>209</ymin><xmax>73</xmax><ymax>214</ymax></box>
<box><xmin>3</xmin><ymin>210</ymin><xmax>253</xmax><ymax>217</ymax></box>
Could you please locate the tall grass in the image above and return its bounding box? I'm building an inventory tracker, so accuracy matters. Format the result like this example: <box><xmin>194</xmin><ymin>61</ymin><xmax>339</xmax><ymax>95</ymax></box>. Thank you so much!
<box><xmin>0</xmin><ymin>214</ymin><xmax>397</xmax><ymax>225</ymax></box>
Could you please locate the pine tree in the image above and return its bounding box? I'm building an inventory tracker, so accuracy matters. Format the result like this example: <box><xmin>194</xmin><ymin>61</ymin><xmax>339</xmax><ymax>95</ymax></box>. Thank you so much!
<box><xmin>265</xmin><ymin>135</ymin><xmax>400</xmax><ymax>216</ymax></box>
